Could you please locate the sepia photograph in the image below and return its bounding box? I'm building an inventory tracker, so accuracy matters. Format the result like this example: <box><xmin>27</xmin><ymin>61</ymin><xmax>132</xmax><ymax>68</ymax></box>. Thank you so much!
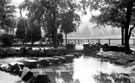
<box><xmin>0</xmin><ymin>0</ymin><xmax>135</xmax><ymax>83</ymax></box>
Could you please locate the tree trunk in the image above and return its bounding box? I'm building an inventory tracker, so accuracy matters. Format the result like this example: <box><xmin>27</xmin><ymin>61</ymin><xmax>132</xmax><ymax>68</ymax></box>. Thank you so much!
<box><xmin>121</xmin><ymin>27</ymin><xmax>125</xmax><ymax>45</ymax></box>
<box><xmin>65</xmin><ymin>33</ymin><xmax>67</xmax><ymax>46</ymax></box>
<box><xmin>124</xmin><ymin>0</ymin><xmax>134</xmax><ymax>54</ymax></box>
<box><xmin>52</xmin><ymin>2</ymin><xmax>57</xmax><ymax>48</ymax></box>
<box><xmin>125</xmin><ymin>27</ymin><xmax>131</xmax><ymax>54</ymax></box>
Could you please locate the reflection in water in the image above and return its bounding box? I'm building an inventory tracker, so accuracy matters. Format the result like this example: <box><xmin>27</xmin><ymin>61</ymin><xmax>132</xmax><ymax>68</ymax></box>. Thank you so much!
<box><xmin>46</xmin><ymin>56</ymin><xmax>131</xmax><ymax>83</ymax></box>
<box><xmin>0</xmin><ymin>55</ymin><xmax>133</xmax><ymax>83</ymax></box>
<box><xmin>72</xmin><ymin>56</ymin><xmax>131</xmax><ymax>83</ymax></box>
<box><xmin>45</xmin><ymin>64</ymin><xmax>73</xmax><ymax>83</ymax></box>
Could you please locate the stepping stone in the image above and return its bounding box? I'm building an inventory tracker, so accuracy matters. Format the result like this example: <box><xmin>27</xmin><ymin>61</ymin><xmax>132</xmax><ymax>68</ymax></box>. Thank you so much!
<box><xmin>54</xmin><ymin>56</ymin><xmax>66</xmax><ymax>63</ymax></box>
<box><xmin>31</xmin><ymin>75</ymin><xmax>51</xmax><ymax>83</ymax></box>
<box><xmin>21</xmin><ymin>67</ymin><xmax>34</xmax><ymax>82</ymax></box>
<box><xmin>65</xmin><ymin>54</ymin><xmax>74</xmax><ymax>63</ymax></box>
<box><xmin>38</xmin><ymin>60</ymin><xmax>50</xmax><ymax>67</ymax></box>
<box><xmin>24</xmin><ymin>60</ymin><xmax>38</xmax><ymax>69</ymax></box>
<box><xmin>9</xmin><ymin>62</ymin><xmax>24</xmax><ymax>75</ymax></box>
<box><xmin>47</xmin><ymin>57</ymin><xmax>60</xmax><ymax>65</ymax></box>
<box><xmin>6</xmin><ymin>48</ymin><xmax>17</xmax><ymax>55</ymax></box>
<box><xmin>115</xmin><ymin>59</ymin><xmax>128</xmax><ymax>65</ymax></box>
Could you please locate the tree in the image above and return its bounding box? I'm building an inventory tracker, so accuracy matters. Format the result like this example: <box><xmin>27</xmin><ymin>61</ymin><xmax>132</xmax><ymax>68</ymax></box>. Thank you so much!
<box><xmin>0</xmin><ymin>34</ymin><xmax>14</xmax><ymax>46</ymax></box>
<box><xmin>60</xmin><ymin>10</ymin><xmax>80</xmax><ymax>45</ymax></box>
<box><xmin>81</xmin><ymin>0</ymin><xmax>135</xmax><ymax>53</ymax></box>
<box><xmin>0</xmin><ymin>0</ymin><xmax>16</xmax><ymax>32</ymax></box>
<box><xmin>19</xmin><ymin>0</ymin><xmax>81</xmax><ymax>47</ymax></box>
<box><xmin>24</xmin><ymin>21</ymin><xmax>41</xmax><ymax>45</ymax></box>
<box><xmin>16</xmin><ymin>18</ymin><xmax>27</xmax><ymax>41</ymax></box>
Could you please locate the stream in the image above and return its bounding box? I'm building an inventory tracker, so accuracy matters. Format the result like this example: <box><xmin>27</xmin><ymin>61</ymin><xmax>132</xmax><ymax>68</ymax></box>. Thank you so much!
<box><xmin>0</xmin><ymin>54</ymin><xmax>135</xmax><ymax>83</ymax></box>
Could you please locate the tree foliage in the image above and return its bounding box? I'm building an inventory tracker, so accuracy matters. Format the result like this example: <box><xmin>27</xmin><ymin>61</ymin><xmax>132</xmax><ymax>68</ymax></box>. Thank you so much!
<box><xmin>60</xmin><ymin>10</ymin><xmax>80</xmax><ymax>34</ymax></box>
<box><xmin>16</xmin><ymin>18</ymin><xmax>27</xmax><ymax>39</ymax></box>
<box><xmin>0</xmin><ymin>34</ymin><xmax>14</xmax><ymax>46</ymax></box>
<box><xmin>60</xmin><ymin>10</ymin><xmax>80</xmax><ymax>45</ymax></box>
<box><xmin>82</xmin><ymin>0</ymin><xmax>135</xmax><ymax>53</ymax></box>
<box><xmin>24</xmin><ymin>22</ymin><xmax>41</xmax><ymax>44</ymax></box>
<box><xmin>19</xmin><ymin>0</ymin><xmax>81</xmax><ymax>47</ymax></box>
<box><xmin>0</xmin><ymin>0</ymin><xmax>16</xmax><ymax>31</ymax></box>
<box><xmin>88</xmin><ymin>0</ymin><xmax>128</xmax><ymax>27</ymax></box>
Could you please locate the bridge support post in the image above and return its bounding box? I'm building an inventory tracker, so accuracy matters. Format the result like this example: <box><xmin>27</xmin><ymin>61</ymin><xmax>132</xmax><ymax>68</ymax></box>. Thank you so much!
<box><xmin>108</xmin><ymin>39</ymin><xmax>111</xmax><ymax>46</ymax></box>
<box><xmin>98</xmin><ymin>39</ymin><xmax>100</xmax><ymax>43</ymax></box>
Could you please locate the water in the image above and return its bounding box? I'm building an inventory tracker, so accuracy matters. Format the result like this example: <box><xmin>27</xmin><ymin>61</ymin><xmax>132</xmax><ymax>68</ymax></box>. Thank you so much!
<box><xmin>73</xmin><ymin>56</ymin><xmax>132</xmax><ymax>83</ymax></box>
<box><xmin>0</xmin><ymin>55</ymin><xmax>134</xmax><ymax>83</ymax></box>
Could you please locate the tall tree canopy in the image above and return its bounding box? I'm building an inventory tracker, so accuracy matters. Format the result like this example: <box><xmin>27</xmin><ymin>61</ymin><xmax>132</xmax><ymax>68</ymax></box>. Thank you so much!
<box><xmin>24</xmin><ymin>21</ymin><xmax>41</xmax><ymax>44</ymax></box>
<box><xmin>16</xmin><ymin>17</ymin><xmax>27</xmax><ymax>40</ymax></box>
<box><xmin>82</xmin><ymin>0</ymin><xmax>135</xmax><ymax>53</ymax></box>
<box><xmin>19</xmin><ymin>0</ymin><xmax>81</xmax><ymax>47</ymax></box>
<box><xmin>0</xmin><ymin>0</ymin><xmax>16</xmax><ymax>32</ymax></box>
<box><xmin>60</xmin><ymin>10</ymin><xmax>80</xmax><ymax>45</ymax></box>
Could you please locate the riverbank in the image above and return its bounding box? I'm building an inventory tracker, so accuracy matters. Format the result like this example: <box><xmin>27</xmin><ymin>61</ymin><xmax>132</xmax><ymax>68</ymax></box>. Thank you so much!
<box><xmin>0</xmin><ymin>43</ymin><xmax>135</xmax><ymax>66</ymax></box>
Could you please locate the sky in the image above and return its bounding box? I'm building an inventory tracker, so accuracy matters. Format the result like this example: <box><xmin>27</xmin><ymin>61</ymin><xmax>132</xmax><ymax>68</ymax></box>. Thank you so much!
<box><xmin>12</xmin><ymin>0</ymin><xmax>24</xmax><ymax>6</ymax></box>
<box><xmin>12</xmin><ymin>0</ymin><xmax>26</xmax><ymax>17</ymax></box>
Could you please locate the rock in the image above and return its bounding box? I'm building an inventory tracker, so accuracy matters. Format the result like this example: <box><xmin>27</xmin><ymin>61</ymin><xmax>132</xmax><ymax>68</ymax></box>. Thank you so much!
<box><xmin>24</xmin><ymin>60</ymin><xmax>38</xmax><ymax>69</ymax></box>
<box><xmin>109</xmin><ymin>46</ymin><xmax>118</xmax><ymax>51</ymax></box>
<box><xmin>0</xmin><ymin>48</ymin><xmax>5</xmax><ymax>56</ymax></box>
<box><xmin>9</xmin><ymin>62</ymin><xmax>24</xmax><ymax>75</ymax></box>
<box><xmin>21</xmin><ymin>67</ymin><xmax>34</xmax><ymax>82</ymax></box>
<box><xmin>65</xmin><ymin>54</ymin><xmax>74</xmax><ymax>63</ymax></box>
<box><xmin>115</xmin><ymin>78</ymin><xmax>122</xmax><ymax>83</ymax></box>
<box><xmin>38</xmin><ymin>60</ymin><xmax>50</xmax><ymax>67</ymax></box>
<box><xmin>127</xmin><ymin>59</ymin><xmax>134</xmax><ymax>64</ymax></box>
<box><xmin>39</xmin><ymin>57</ymin><xmax>60</xmax><ymax>66</ymax></box>
<box><xmin>72</xmin><ymin>53</ymin><xmax>82</xmax><ymax>58</ymax></box>
<box><xmin>45</xmin><ymin>50</ymin><xmax>54</xmax><ymax>57</ymax></box>
<box><xmin>115</xmin><ymin>59</ymin><xmax>128</xmax><ymax>65</ymax></box>
<box><xmin>66</xmin><ymin>44</ymin><xmax>75</xmax><ymax>50</ymax></box>
<box><xmin>109</xmin><ymin>46</ymin><xmax>125</xmax><ymax>52</ymax></box>
<box><xmin>6</xmin><ymin>48</ymin><xmax>17</xmax><ymax>56</ymax></box>
<box><xmin>54</xmin><ymin>56</ymin><xmax>66</xmax><ymax>63</ymax></box>
<box><xmin>118</xmin><ymin>46</ymin><xmax>125</xmax><ymax>52</ymax></box>
<box><xmin>95</xmin><ymin>42</ymin><xmax>102</xmax><ymax>47</ymax></box>
<box><xmin>102</xmin><ymin>43</ymin><xmax>110</xmax><ymax>51</ymax></box>
<box><xmin>19</xmin><ymin>47</ymin><xmax>27</xmax><ymax>56</ymax></box>
<box><xmin>31</xmin><ymin>75</ymin><xmax>51</xmax><ymax>83</ymax></box>
<box><xmin>121</xmin><ymin>77</ymin><xmax>130</xmax><ymax>83</ymax></box>
<box><xmin>116</xmin><ymin>74</ymin><xmax>131</xmax><ymax>83</ymax></box>
<box><xmin>27</xmin><ymin>47</ymin><xmax>34</xmax><ymax>55</ymax></box>
<box><xmin>49</xmin><ymin>57</ymin><xmax>60</xmax><ymax>65</ymax></box>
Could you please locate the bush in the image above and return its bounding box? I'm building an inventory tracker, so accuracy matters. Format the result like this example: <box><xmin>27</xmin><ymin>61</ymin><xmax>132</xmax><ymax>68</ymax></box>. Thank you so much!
<box><xmin>102</xmin><ymin>43</ymin><xmax>110</xmax><ymax>51</ymax></box>
<box><xmin>0</xmin><ymin>34</ymin><xmax>14</xmax><ymax>46</ymax></box>
<box><xmin>66</xmin><ymin>44</ymin><xmax>75</xmax><ymax>50</ymax></box>
<box><xmin>83</xmin><ymin>44</ymin><xmax>90</xmax><ymax>49</ymax></box>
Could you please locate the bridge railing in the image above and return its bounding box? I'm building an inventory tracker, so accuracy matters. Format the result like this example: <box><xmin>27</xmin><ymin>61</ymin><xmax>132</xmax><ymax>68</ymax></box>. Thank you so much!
<box><xmin>63</xmin><ymin>38</ymin><xmax>135</xmax><ymax>46</ymax></box>
<box><xmin>10</xmin><ymin>38</ymin><xmax>135</xmax><ymax>47</ymax></box>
